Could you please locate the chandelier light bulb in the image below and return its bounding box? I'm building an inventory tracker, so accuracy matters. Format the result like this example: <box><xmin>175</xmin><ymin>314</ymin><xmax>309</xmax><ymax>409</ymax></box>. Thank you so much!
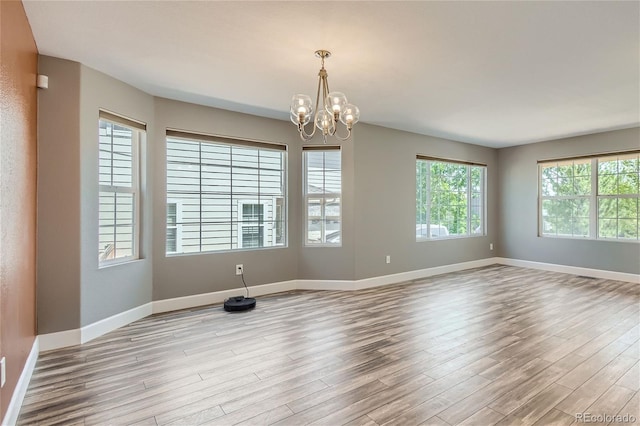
<box><xmin>326</xmin><ymin>92</ymin><xmax>348</xmax><ymax>118</ymax></box>
<box><xmin>290</xmin><ymin>94</ymin><xmax>313</xmax><ymax>119</ymax></box>
<box><xmin>290</xmin><ymin>110</ymin><xmax>311</xmax><ymax>126</ymax></box>
<box><xmin>340</xmin><ymin>104</ymin><xmax>360</xmax><ymax>127</ymax></box>
<box><xmin>315</xmin><ymin>110</ymin><xmax>332</xmax><ymax>132</ymax></box>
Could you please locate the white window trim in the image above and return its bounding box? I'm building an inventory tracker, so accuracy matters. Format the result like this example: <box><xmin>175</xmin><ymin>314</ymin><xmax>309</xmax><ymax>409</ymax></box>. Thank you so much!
<box><xmin>538</xmin><ymin>155</ymin><xmax>640</xmax><ymax>242</ymax></box>
<box><xmin>303</xmin><ymin>149</ymin><xmax>342</xmax><ymax>247</ymax></box>
<box><xmin>237</xmin><ymin>200</ymin><xmax>269</xmax><ymax>249</ymax></box>
<box><xmin>166</xmin><ymin>199</ymin><xmax>183</xmax><ymax>254</ymax></box>
<box><xmin>165</xmin><ymin>132</ymin><xmax>288</xmax><ymax>255</ymax></box>
<box><xmin>98</xmin><ymin>117</ymin><xmax>142</xmax><ymax>267</ymax></box>
<box><xmin>416</xmin><ymin>159</ymin><xmax>487</xmax><ymax>241</ymax></box>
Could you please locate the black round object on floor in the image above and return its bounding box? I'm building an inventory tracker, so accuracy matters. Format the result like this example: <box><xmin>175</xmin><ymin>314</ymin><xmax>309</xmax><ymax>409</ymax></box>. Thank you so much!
<box><xmin>224</xmin><ymin>296</ymin><xmax>256</xmax><ymax>312</ymax></box>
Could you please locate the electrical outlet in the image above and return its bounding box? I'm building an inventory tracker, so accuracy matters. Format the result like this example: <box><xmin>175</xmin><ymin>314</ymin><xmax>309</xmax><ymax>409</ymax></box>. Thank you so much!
<box><xmin>490</xmin><ymin>243</ymin><xmax>494</xmax><ymax>250</ymax></box>
<box><xmin>1</xmin><ymin>356</ymin><xmax>6</xmax><ymax>388</ymax></box>
<box><xmin>386</xmin><ymin>255</ymin><xmax>391</xmax><ymax>264</ymax></box>
<box><xmin>236</xmin><ymin>264</ymin><xmax>244</xmax><ymax>275</ymax></box>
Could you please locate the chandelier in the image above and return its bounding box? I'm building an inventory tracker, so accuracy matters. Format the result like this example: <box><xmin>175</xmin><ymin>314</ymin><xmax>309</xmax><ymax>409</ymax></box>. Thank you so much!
<box><xmin>290</xmin><ymin>50</ymin><xmax>360</xmax><ymax>144</ymax></box>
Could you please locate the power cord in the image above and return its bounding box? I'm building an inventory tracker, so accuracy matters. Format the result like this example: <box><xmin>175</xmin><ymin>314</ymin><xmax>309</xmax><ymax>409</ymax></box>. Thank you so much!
<box><xmin>240</xmin><ymin>272</ymin><xmax>249</xmax><ymax>298</ymax></box>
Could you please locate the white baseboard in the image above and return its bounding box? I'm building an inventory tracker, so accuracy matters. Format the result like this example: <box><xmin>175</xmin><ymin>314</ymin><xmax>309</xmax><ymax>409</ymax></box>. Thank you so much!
<box><xmin>81</xmin><ymin>302</ymin><xmax>153</xmax><ymax>343</ymax></box>
<box><xmin>38</xmin><ymin>328</ymin><xmax>80</xmax><ymax>352</ymax></box>
<box><xmin>297</xmin><ymin>258</ymin><xmax>500</xmax><ymax>291</ymax></box>
<box><xmin>36</xmin><ymin>256</ymin><xmax>638</xmax><ymax>352</ymax></box>
<box><xmin>2</xmin><ymin>337</ymin><xmax>39</xmax><ymax>426</ymax></box>
<box><xmin>354</xmin><ymin>257</ymin><xmax>500</xmax><ymax>291</ymax></box>
<box><xmin>39</xmin><ymin>302</ymin><xmax>153</xmax><ymax>352</ymax></box>
<box><xmin>152</xmin><ymin>279</ymin><xmax>298</xmax><ymax>314</ymax></box>
<box><xmin>495</xmin><ymin>257</ymin><xmax>640</xmax><ymax>284</ymax></box>
<box><xmin>297</xmin><ymin>279</ymin><xmax>356</xmax><ymax>291</ymax></box>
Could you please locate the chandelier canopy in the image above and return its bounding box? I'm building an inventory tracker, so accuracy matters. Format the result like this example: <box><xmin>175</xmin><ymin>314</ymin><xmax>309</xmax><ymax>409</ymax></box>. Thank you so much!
<box><xmin>290</xmin><ymin>50</ymin><xmax>360</xmax><ymax>144</ymax></box>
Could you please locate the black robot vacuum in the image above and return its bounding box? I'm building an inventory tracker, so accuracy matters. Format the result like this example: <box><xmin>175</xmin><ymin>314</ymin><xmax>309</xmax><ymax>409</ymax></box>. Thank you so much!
<box><xmin>223</xmin><ymin>295</ymin><xmax>256</xmax><ymax>312</ymax></box>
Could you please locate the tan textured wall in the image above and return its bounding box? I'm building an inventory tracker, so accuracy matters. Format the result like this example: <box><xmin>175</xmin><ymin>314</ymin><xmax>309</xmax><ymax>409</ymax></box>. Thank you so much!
<box><xmin>0</xmin><ymin>0</ymin><xmax>38</xmax><ymax>420</ymax></box>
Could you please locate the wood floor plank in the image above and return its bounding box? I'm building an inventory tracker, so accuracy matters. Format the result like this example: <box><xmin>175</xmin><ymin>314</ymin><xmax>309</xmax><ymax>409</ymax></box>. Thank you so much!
<box><xmin>232</xmin><ymin>405</ymin><xmax>296</xmax><ymax>426</ymax></box>
<box><xmin>616</xmin><ymin>392</ymin><xmax>639</xmax><ymax>425</ymax></box>
<box><xmin>493</xmin><ymin>383</ymin><xmax>573</xmax><ymax>426</ymax></box>
<box><xmin>616</xmin><ymin>360</ymin><xmax>640</xmax><ymax>392</ymax></box>
<box><xmin>531</xmin><ymin>408</ymin><xmax>575</xmax><ymax>426</ymax></box>
<box><xmin>16</xmin><ymin>266</ymin><xmax>640</xmax><ymax>426</ymax></box>
<box><xmin>419</xmin><ymin>417</ymin><xmax>451</xmax><ymax>426</ymax></box>
<box><xmin>555</xmin><ymin>341</ymin><xmax>631</xmax><ymax>390</ymax></box>
<box><xmin>366</xmin><ymin>358</ymin><xmax>498</xmax><ymax>425</ymax></box>
<box><xmin>436</xmin><ymin>357</ymin><xmax>552</xmax><ymax>425</ymax></box>
<box><xmin>555</xmin><ymin>354</ymin><xmax>637</xmax><ymax>415</ymax></box>
<box><xmin>457</xmin><ymin>406</ymin><xmax>505</xmax><ymax>426</ymax></box>
<box><xmin>583</xmin><ymin>385</ymin><xmax>635</xmax><ymax>426</ymax></box>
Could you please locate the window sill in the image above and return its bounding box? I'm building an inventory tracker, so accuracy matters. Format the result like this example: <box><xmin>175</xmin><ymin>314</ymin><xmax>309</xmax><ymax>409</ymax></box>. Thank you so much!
<box><xmin>416</xmin><ymin>234</ymin><xmax>486</xmax><ymax>242</ymax></box>
<box><xmin>165</xmin><ymin>244</ymin><xmax>289</xmax><ymax>257</ymax></box>
<box><xmin>539</xmin><ymin>235</ymin><xmax>640</xmax><ymax>244</ymax></box>
<box><xmin>99</xmin><ymin>257</ymin><xmax>144</xmax><ymax>269</ymax></box>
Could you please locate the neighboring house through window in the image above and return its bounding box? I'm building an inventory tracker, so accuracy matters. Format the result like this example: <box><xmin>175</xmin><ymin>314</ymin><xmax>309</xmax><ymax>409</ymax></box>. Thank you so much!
<box><xmin>303</xmin><ymin>146</ymin><xmax>342</xmax><ymax>245</ymax></box>
<box><xmin>98</xmin><ymin>111</ymin><xmax>145</xmax><ymax>265</ymax></box>
<box><xmin>539</xmin><ymin>151</ymin><xmax>639</xmax><ymax>240</ymax></box>
<box><xmin>166</xmin><ymin>200</ymin><xmax>183</xmax><ymax>253</ymax></box>
<box><xmin>165</xmin><ymin>130</ymin><xmax>287</xmax><ymax>254</ymax></box>
<box><xmin>416</xmin><ymin>156</ymin><xmax>486</xmax><ymax>240</ymax></box>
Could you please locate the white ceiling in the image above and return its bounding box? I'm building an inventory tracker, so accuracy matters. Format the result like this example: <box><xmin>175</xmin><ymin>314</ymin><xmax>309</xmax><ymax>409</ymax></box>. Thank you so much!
<box><xmin>23</xmin><ymin>1</ymin><xmax>639</xmax><ymax>148</ymax></box>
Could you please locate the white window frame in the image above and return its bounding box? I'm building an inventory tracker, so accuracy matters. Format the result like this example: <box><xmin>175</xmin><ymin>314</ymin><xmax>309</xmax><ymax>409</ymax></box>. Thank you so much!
<box><xmin>165</xmin><ymin>130</ymin><xmax>288</xmax><ymax>255</ymax></box>
<box><xmin>538</xmin><ymin>152</ymin><xmax>640</xmax><ymax>242</ymax></box>
<box><xmin>303</xmin><ymin>146</ymin><xmax>342</xmax><ymax>247</ymax></box>
<box><xmin>166</xmin><ymin>199</ymin><xmax>183</xmax><ymax>254</ymax></box>
<box><xmin>416</xmin><ymin>156</ymin><xmax>487</xmax><ymax>241</ymax></box>
<box><xmin>98</xmin><ymin>112</ymin><xmax>144</xmax><ymax>267</ymax></box>
<box><xmin>237</xmin><ymin>200</ymin><xmax>269</xmax><ymax>249</ymax></box>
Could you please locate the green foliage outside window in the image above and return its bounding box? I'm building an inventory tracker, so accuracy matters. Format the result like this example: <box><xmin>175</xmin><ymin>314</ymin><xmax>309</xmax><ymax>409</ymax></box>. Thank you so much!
<box><xmin>416</xmin><ymin>159</ymin><xmax>485</xmax><ymax>239</ymax></box>
<box><xmin>540</xmin><ymin>154</ymin><xmax>639</xmax><ymax>240</ymax></box>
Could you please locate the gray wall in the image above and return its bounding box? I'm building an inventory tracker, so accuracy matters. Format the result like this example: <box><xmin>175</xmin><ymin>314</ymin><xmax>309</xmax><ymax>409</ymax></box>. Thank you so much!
<box><xmin>498</xmin><ymin>127</ymin><xmax>640</xmax><ymax>274</ymax></box>
<box><xmin>36</xmin><ymin>54</ymin><xmax>639</xmax><ymax>336</ymax></box>
<box><xmin>298</xmin><ymin>138</ymin><xmax>357</xmax><ymax>281</ymax></box>
<box><xmin>353</xmin><ymin>124</ymin><xmax>499</xmax><ymax>280</ymax></box>
<box><xmin>79</xmin><ymin>65</ymin><xmax>155</xmax><ymax>326</ymax></box>
<box><xmin>38</xmin><ymin>56</ymin><xmax>155</xmax><ymax>332</ymax></box>
<box><xmin>37</xmin><ymin>57</ymin><xmax>82</xmax><ymax>333</ymax></box>
<box><xmin>151</xmin><ymin>98</ymin><xmax>302</xmax><ymax>300</ymax></box>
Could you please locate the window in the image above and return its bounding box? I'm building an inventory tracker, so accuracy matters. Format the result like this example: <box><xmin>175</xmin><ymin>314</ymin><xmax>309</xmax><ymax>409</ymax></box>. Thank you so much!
<box><xmin>238</xmin><ymin>202</ymin><xmax>266</xmax><ymax>248</ymax></box>
<box><xmin>539</xmin><ymin>152</ymin><xmax>639</xmax><ymax>241</ymax></box>
<box><xmin>166</xmin><ymin>201</ymin><xmax>183</xmax><ymax>253</ymax></box>
<box><xmin>416</xmin><ymin>156</ymin><xmax>486</xmax><ymax>240</ymax></box>
<box><xmin>303</xmin><ymin>146</ymin><xmax>342</xmax><ymax>245</ymax></box>
<box><xmin>166</xmin><ymin>130</ymin><xmax>286</xmax><ymax>254</ymax></box>
<box><xmin>98</xmin><ymin>111</ymin><xmax>144</xmax><ymax>265</ymax></box>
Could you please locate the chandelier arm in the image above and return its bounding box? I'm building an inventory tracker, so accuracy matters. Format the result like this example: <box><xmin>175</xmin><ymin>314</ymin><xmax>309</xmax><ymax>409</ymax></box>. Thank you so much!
<box><xmin>322</xmin><ymin>74</ymin><xmax>338</xmax><ymax>136</ymax></box>
<box><xmin>298</xmin><ymin>121</ymin><xmax>316</xmax><ymax>141</ymax></box>
<box><xmin>333</xmin><ymin>125</ymin><xmax>352</xmax><ymax>141</ymax></box>
<box><xmin>315</xmin><ymin>74</ymin><xmax>322</xmax><ymax>117</ymax></box>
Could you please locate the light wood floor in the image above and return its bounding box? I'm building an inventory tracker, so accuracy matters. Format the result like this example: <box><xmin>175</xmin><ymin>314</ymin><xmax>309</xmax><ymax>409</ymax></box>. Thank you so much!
<box><xmin>18</xmin><ymin>265</ymin><xmax>640</xmax><ymax>426</ymax></box>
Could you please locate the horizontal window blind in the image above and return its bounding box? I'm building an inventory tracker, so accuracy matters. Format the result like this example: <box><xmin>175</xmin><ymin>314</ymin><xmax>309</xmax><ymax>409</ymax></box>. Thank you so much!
<box><xmin>166</xmin><ymin>132</ymin><xmax>287</xmax><ymax>254</ymax></box>
<box><xmin>538</xmin><ymin>150</ymin><xmax>640</xmax><ymax>164</ymax></box>
<box><xmin>167</xmin><ymin>129</ymin><xmax>286</xmax><ymax>151</ymax></box>
<box><xmin>416</xmin><ymin>154</ymin><xmax>486</xmax><ymax>167</ymax></box>
<box><xmin>99</xmin><ymin>110</ymin><xmax>146</xmax><ymax>131</ymax></box>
